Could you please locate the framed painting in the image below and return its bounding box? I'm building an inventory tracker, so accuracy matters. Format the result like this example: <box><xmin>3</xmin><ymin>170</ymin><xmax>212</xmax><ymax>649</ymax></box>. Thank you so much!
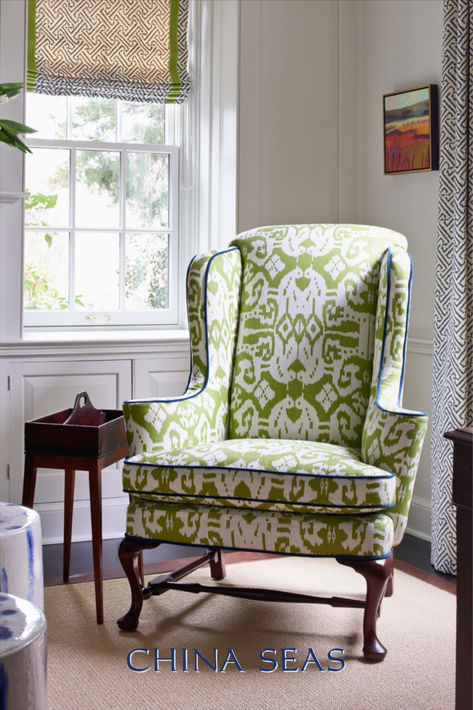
<box><xmin>383</xmin><ymin>85</ymin><xmax>439</xmax><ymax>174</ymax></box>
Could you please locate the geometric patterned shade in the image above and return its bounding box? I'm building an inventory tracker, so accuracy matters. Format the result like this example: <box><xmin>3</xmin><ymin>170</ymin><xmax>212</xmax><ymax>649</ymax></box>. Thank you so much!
<box><xmin>27</xmin><ymin>0</ymin><xmax>191</xmax><ymax>104</ymax></box>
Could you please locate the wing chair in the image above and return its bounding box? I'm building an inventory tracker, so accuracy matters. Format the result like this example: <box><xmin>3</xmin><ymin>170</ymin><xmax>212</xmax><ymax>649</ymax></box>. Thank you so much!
<box><xmin>117</xmin><ymin>224</ymin><xmax>427</xmax><ymax>661</ymax></box>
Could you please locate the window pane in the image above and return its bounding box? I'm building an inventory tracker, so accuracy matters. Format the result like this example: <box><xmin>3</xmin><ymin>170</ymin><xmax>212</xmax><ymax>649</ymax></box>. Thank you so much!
<box><xmin>25</xmin><ymin>93</ymin><xmax>67</xmax><ymax>140</ymax></box>
<box><xmin>119</xmin><ymin>102</ymin><xmax>164</xmax><ymax>144</ymax></box>
<box><xmin>70</xmin><ymin>96</ymin><xmax>116</xmax><ymax>142</ymax></box>
<box><xmin>125</xmin><ymin>233</ymin><xmax>169</xmax><ymax>310</ymax></box>
<box><xmin>24</xmin><ymin>231</ymin><xmax>69</xmax><ymax>310</ymax></box>
<box><xmin>126</xmin><ymin>152</ymin><xmax>169</xmax><ymax>229</ymax></box>
<box><xmin>75</xmin><ymin>150</ymin><xmax>120</xmax><ymax>228</ymax></box>
<box><xmin>25</xmin><ymin>149</ymin><xmax>70</xmax><ymax>227</ymax></box>
<box><xmin>75</xmin><ymin>232</ymin><xmax>119</xmax><ymax>310</ymax></box>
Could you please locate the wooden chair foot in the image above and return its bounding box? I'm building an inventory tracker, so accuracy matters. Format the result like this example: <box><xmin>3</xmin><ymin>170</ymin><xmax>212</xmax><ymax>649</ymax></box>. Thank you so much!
<box><xmin>338</xmin><ymin>554</ymin><xmax>393</xmax><ymax>661</ymax></box>
<box><xmin>209</xmin><ymin>549</ymin><xmax>226</xmax><ymax>580</ymax></box>
<box><xmin>117</xmin><ymin>537</ymin><xmax>160</xmax><ymax>631</ymax></box>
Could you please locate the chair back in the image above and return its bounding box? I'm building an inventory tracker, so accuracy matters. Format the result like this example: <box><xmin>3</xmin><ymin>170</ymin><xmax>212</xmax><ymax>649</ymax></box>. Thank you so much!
<box><xmin>228</xmin><ymin>224</ymin><xmax>407</xmax><ymax>447</ymax></box>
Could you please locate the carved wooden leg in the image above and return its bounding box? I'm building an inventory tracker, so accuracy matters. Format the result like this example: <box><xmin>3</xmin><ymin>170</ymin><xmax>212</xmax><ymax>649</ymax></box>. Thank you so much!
<box><xmin>138</xmin><ymin>551</ymin><xmax>145</xmax><ymax>587</ymax></box>
<box><xmin>338</xmin><ymin>555</ymin><xmax>393</xmax><ymax>661</ymax></box>
<box><xmin>209</xmin><ymin>549</ymin><xmax>226</xmax><ymax>580</ymax></box>
<box><xmin>385</xmin><ymin>563</ymin><xmax>394</xmax><ymax>597</ymax></box>
<box><xmin>117</xmin><ymin>538</ymin><xmax>160</xmax><ymax>631</ymax></box>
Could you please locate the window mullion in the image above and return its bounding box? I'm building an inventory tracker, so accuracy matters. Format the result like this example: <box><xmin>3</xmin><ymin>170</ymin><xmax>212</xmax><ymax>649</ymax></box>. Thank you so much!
<box><xmin>119</xmin><ymin>150</ymin><xmax>127</xmax><ymax>311</ymax></box>
<box><xmin>69</xmin><ymin>147</ymin><xmax>76</xmax><ymax>310</ymax></box>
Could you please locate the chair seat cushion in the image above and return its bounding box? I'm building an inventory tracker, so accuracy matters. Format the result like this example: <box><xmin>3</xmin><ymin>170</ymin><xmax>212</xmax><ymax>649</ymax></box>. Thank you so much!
<box><xmin>123</xmin><ymin>438</ymin><xmax>396</xmax><ymax>514</ymax></box>
<box><xmin>126</xmin><ymin>497</ymin><xmax>394</xmax><ymax>558</ymax></box>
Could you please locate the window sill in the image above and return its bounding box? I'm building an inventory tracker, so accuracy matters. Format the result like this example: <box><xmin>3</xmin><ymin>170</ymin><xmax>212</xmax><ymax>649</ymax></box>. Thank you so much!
<box><xmin>21</xmin><ymin>328</ymin><xmax>189</xmax><ymax>345</ymax></box>
<box><xmin>1</xmin><ymin>328</ymin><xmax>190</xmax><ymax>358</ymax></box>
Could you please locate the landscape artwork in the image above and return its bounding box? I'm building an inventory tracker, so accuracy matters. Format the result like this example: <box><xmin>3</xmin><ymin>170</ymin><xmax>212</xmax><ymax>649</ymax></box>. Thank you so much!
<box><xmin>383</xmin><ymin>85</ymin><xmax>438</xmax><ymax>174</ymax></box>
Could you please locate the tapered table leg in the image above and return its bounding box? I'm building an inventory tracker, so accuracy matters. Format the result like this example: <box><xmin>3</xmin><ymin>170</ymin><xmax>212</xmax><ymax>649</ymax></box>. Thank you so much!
<box><xmin>22</xmin><ymin>454</ymin><xmax>38</xmax><ymax>508</ymax></box>
<box><xmin>63</xmin><ymin>469</ymin><xmax>76</xmax><ymax>583</ymax></box>
<box><xmin>88</xmin><ymin>462</ymin><xmax>103</xmax><ymax>624</ymax></box>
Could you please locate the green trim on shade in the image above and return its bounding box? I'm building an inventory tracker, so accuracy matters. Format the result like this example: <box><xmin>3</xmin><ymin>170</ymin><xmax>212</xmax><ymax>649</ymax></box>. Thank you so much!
<box><xmin>26</xmin><ymin>0</ymin><xmax>37</xmax><ymax>92</ymax></box>
<box><xmin>166</xmin><ymin>0</ymin><xmax>181</xmax><ymax>104</ymax></box>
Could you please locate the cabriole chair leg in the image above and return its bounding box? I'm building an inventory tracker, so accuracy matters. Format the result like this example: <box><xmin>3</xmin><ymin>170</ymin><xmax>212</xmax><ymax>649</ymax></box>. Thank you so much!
<box><xmin>338</xmin><ymin>555</ymin><xmax>393</xmax><ymax>661</ymax></box>
<box><xmin>117</xmin><ymin>538</ymin><xmax>160</xmax><ymax>631</ymax></box>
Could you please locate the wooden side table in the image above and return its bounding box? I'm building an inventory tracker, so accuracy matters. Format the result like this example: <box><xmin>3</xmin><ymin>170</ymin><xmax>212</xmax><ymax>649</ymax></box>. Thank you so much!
<box><xmin>22</xmin><ymin>393</ymin><xmax>128</xmax><ymax>624</ymax></box>
<box><xmin>444</xmin><ymin>427</ymin><xmax>472</xmax><ymax>710</ymax></box>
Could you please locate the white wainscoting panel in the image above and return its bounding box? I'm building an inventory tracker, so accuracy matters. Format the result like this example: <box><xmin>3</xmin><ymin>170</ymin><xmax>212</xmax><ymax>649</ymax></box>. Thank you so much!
<box><xmin>404</xmin><ymin>338</ymin><xmax>433</xmax><ymax>541</ymax></box>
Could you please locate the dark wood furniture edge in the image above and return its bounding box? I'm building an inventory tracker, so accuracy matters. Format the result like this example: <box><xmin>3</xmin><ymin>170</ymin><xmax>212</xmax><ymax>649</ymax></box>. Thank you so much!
<box><xmin>116</xmin><ymin>542</ymin><xmax>393</xmax><ymax>660</ymax></box>
<box><xmin>444</xmin><ymin>427</ymin><xmax>472</xmax><ymax>710</ymax></box>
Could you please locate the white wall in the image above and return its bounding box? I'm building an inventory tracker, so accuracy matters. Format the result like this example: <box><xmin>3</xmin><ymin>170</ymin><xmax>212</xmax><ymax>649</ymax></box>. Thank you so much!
<box><xmin>347</xmin><ymin>0</ymin><xmax>442</xmax><ymax>342</ymax></box>
<box><xmin>238</xmin><ymin>0</ymin><xmax>339</xmax><ymax>231</ymax></box>
<box><xmin>342</xmin><ymin>0</ymin><xmax>443</xmax><ymax>539</ymax></box>
<box><xmin>238</xmin><ymin>0</ymin><xmax>444</xmax><ymax>540</ymax></box>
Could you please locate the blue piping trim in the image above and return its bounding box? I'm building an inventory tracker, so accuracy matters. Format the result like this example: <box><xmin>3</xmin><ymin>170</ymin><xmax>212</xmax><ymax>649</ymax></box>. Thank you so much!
<box><xmin>183</xmin><ymin>252</ymin><xmax>200</xmax><ymax>394</ymax></box>
<box><xmin>375</xmin><ymin>249</ymin><xmax>427</xmax><ymax>418</ymax></box>
<box><xmin>398</xmin><ymin>252</ymin><xmax>413</xmax><ymax>405</ymax></box>
<box><xmin>123</xmin><ymin>489</ymin><xmax>396</xmax><ymax>510</ymax></box>
<box><xmin>375</xmin><ymin>248</ymin><xmax>392</xmax><ymax>410</ymax></box>
<box><xmin>123</xmin><ymin>533</ymin><xmax>393</xmax><ymax>561</ymax></box>
<box><xmin>124</xmin><ymin>459</ymin><xmax>395</xmax><ymax>480</ymax></box>
<box><xmin>123</xmin><ymin>247</ymin><xmax>240</xmax><ymax>406</ymax></box>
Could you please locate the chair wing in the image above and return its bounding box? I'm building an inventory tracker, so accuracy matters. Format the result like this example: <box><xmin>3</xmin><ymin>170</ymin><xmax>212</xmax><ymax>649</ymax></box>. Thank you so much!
<box><xmin>123</xmin><ymin>248</ymin><xmax>242</xmax><ymax>455</ymax></box>
<box><xmin>362</xmin><ymin>247</ymin><xmax>428</xmax><ymax>544</ymax></box>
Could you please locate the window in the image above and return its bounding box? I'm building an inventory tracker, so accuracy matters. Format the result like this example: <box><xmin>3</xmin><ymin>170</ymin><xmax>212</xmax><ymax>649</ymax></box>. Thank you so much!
<box><xmin>0</xmin><ymin>0</ymin><xmax>237</xmax><ymax>343</ymax></box>
<box><xmin>23</xmin><ymin>93</ymin><xmax>179</xmax><ymax>327</ymax></box>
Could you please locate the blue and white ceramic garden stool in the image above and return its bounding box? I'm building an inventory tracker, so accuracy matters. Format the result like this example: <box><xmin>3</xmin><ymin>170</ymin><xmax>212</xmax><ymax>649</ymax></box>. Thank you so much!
<box><xmin>0</xmin><ymin>503</ymin><xmax>44</xmax><ymax>611</ymax></box>
<box><xmin>0</xmin><ymin>593</ymin><xmax>47</xmax><ymax>710</ymax></box>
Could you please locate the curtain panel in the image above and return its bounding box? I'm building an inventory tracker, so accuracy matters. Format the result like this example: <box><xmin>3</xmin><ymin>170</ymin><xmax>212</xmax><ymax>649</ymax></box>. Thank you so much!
<box><xmin>432</xmin><ymin>0</ymin><xmax>473</xmax><ymax>574</ymax></box>
<box><xmin>26</xmin><ymin>0</ymin><xmax>191</xmax><ymax>103</ymax></box>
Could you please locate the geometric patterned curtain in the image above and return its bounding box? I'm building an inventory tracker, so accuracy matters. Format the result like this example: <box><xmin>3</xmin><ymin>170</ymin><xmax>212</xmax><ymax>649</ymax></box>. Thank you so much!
<box><xmin>26</xmin><ymin>0</ymin><xmax>191</xmax><ymax>104</ymax></box>
<box><xmin>431</xmin><ymin>0</ymin><xmax>473</xmax><ymax>574</ymax></box>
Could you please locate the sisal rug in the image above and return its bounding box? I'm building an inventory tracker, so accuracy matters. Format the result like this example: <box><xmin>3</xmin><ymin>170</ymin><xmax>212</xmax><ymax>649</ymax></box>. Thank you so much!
<box><xmin>45</xmin><ymin>557</ymin><xmax>455</xmax><ymax>710</ymax></box>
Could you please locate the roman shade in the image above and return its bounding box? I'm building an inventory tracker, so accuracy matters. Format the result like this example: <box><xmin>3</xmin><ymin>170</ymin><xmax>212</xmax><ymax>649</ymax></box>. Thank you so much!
<box><xmin>26</xmin><ymin>0</ymin><xmax>191</xmax><ymax>103</ymax></box>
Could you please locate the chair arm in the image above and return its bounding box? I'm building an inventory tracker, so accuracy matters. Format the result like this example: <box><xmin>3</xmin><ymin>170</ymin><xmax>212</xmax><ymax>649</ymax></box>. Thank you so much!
<box><xmin>124</xmin><ymin>246</ymin><xmax>242</xmax><ymax>456</ymax></box>
<box><xmin>123</xmin><ymin>387</ymin><xmax>228</xmax><ymax>455</ymax></box>
<box><xmin>362</xmin><ymin>402</ymin><xmax>428</xmax><ymax>545</ymax></box>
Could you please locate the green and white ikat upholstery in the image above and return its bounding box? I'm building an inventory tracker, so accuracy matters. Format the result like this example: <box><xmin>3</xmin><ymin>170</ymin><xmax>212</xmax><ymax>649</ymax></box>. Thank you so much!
<box><xmin>126</xmin><ymin>497</ymin><xmax>394</xmax><ymax>558</ymax></box>
<box><xmin>124</xmin><ymin>439</ymin><xmax>397</xmax><ymax>514</ymax></box>
<box><xmin>122</xmin><ymin>225</ymin><xmax>428</xmax><ymax>558</ymax></box>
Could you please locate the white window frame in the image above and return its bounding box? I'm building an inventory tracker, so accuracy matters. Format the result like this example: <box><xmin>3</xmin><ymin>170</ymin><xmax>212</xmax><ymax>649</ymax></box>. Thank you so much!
<box><xmin>24</xmin><ymin>130</ymin><xmax>180</xmax><ymax>328</ymax></box>
<box><xmin>0</xmin><ymin>0</ymin><xmax>239</xmax><ymax>343</ymax></box>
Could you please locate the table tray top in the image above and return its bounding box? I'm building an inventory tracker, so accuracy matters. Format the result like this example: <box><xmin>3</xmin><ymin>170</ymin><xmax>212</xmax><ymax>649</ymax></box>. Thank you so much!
<box><xmin>25</xmin><ymin>407</ymin><xmax>127</xmax><ymax>458</ymax></box>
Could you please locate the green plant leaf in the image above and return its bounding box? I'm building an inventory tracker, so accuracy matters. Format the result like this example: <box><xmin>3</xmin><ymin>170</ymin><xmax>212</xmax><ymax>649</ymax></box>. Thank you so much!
<box><xmin>0</xmin><ymin>82</ymin><xmax>24</xmax><ymax>98</ymax></box>
<box><xmin>44</xmin><ymin>233</ymin><xmax>53</xmax><ymax>247</ymax></box>
<box><xmin>0</xmin><ymin>118</ymin><xmax>36</xmax><ymax>135</ymax></box>
<box><xmin>0</xmin><ymin>125</ymin><xmax>32</xmax><ymax>153</ymax></box>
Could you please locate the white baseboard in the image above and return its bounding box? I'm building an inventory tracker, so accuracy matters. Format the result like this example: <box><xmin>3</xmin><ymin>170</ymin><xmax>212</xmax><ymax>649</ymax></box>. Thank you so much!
<box><xmin>406</xmin><ymin>496</ymin><xmax>431</xmax><ymax>542</ymax></box>
<box><xmin>37</xmin><ymin>497</ymin><xmax>128</xmax><ymax>546</ymax></box>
